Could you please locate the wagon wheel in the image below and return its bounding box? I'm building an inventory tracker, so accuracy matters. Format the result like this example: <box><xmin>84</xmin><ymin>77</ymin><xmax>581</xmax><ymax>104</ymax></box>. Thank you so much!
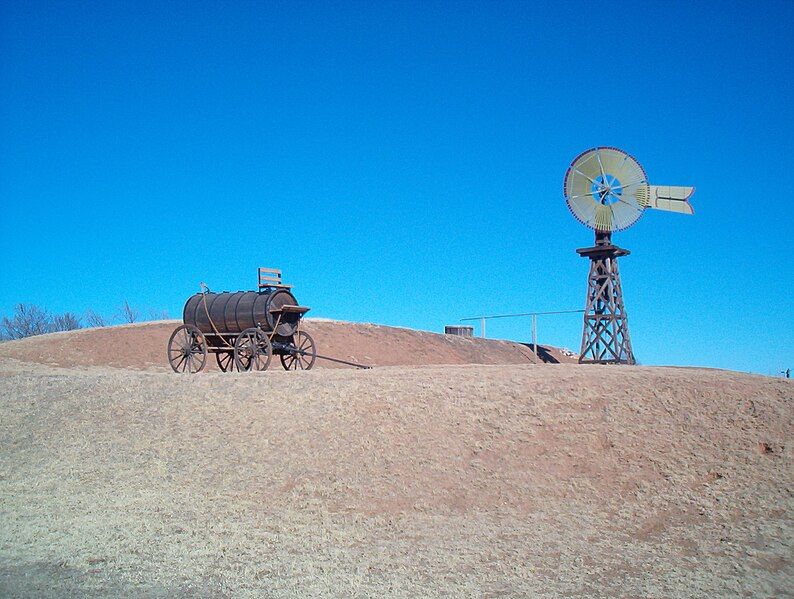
<box><xmin>234</xmin><ymin>328</ymin><xmax>273</xmax><ymax>372</ymax></box>
<box><xmin>280</xmin><ymin>331</ymin><xmax>317</xmax><ymax>371</ymax></box>
<box><xmin>167</xmin><ymin>324</ymin><xmax>208</xmax><ymax>373</ymax></box>
<box><xmin>215</xmin><ymin>351</ymin><xmax>237</xmax><ymax>372</ymax></box>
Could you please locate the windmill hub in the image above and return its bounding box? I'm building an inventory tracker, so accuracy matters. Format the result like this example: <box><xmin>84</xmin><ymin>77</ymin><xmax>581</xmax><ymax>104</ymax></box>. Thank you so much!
<box><xmin>563</xmin><ymin>147</ymin><xmax>695</xmax><ymax>365</ymax></box>
<box><xmin>592</xmin><ymin>175</ymin><xmax>623</xmax><ymax>204</ymax></box>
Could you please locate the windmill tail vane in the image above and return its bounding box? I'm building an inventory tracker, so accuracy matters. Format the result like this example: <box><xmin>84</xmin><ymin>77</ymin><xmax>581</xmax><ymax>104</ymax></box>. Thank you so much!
<box><xmin>647</xmin><ymin>185</ymin><xmax>695</xmax><ymax>214</ymax></box>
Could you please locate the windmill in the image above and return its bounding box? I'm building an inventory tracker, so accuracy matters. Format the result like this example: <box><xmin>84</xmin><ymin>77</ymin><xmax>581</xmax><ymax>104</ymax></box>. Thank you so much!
<box><xmin>563</xmin><ymin>147</ymin><xmax>694</xmax><ymax>364</ymax></box>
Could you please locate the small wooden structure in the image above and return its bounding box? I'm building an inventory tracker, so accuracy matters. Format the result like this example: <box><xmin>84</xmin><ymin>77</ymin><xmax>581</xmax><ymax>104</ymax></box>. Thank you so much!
<box><xmin>444</xmin><ymin>325</ymin><xmax>474</xmax><ymax>337</ymax></box>
<box><xmin>257</xmin><ymin>267</ymin><xmax>292</xmax><ymax>289</ymax></box>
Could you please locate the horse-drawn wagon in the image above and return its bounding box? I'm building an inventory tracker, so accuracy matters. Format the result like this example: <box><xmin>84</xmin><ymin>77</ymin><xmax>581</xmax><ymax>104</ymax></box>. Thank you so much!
<box><xmin>167</xmin><ymin>268</ymin><xmax>316</xmax><ymax>373</ymax></box>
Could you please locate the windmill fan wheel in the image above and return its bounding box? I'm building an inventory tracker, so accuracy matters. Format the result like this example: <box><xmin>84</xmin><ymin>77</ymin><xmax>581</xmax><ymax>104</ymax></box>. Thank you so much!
<box><xmin>563</xmin><ymin>147</ymin><xmax>650</xmax><ymax>232</ymax></box>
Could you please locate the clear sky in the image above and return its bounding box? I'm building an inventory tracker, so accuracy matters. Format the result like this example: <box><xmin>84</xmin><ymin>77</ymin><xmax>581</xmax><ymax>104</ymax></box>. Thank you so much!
<box><xmin>1</xmin><ymin>1</ymin><xmax>792</xmax><ymax>375</ymax></box>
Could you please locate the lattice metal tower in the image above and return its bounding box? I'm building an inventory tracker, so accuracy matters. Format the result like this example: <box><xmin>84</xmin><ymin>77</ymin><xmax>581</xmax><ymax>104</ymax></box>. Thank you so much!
<box><xmin>563</xmin><ymin>147</ymin><xmax>694</xmax><ymax>365</ymax></box>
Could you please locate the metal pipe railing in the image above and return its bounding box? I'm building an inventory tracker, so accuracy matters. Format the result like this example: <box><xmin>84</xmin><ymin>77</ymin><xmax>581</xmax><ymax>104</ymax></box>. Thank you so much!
<box><xmin>460</xmin><ymin>309</ymin><xmax>584</xmax><ymax>358</ymax></box>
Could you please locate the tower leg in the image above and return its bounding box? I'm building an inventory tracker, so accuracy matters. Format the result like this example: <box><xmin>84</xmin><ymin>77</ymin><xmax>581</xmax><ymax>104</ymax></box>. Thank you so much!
<box><xmin>576</xmin><ymin>234</ymin><xmax>635</xmax><ymax>365</ymax></box>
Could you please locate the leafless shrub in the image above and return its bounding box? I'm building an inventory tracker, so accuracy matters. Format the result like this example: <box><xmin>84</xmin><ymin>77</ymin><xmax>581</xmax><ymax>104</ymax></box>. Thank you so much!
<box><xmin>117</xmin><ymin>301</ymin><xmax>139</xmax><ymax>324</ymax></box>
<box><xmin>50</xmin><ymin>312</ymin><xmax>82</xmax><ymax>332</ymax></box>
<box><xmin>85</xmin><ymin>310</ymin><xmax>108</xmax><ymax>328</ymax></box>
<box><xmin>148</xmin><ymin>309</ymin><xmax>169</xmax><ymax>321</ymax></box>
<box><xmin>1</xmin><ymin>304</ymin><xmax>51</xmax><ymax>339</ymax></box>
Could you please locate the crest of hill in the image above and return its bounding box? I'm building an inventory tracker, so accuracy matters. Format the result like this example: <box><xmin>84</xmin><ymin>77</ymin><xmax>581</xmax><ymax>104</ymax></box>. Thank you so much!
<box><xmin>0</xmin><ymin>319</ymin><xmax>574</xmax><ymax>371</ymax></box>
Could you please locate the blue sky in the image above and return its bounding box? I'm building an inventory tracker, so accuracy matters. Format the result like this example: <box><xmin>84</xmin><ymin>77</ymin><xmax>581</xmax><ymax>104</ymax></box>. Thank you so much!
<box><xmin>1</xmin><ymin>1</ymin><xmax>792</xmax><ymax>374</ymax></box>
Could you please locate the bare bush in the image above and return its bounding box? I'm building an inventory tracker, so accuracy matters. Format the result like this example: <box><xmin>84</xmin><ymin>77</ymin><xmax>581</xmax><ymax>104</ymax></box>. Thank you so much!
<box><xmin>117</xmin><ymin>301</ymin><xmax>139</xmax><ymax>324</ymax></box>
<box><xmin>85</xmin><ymin>310</ymin><xmax>108</xmax><ymax>328</ymax></box>
<box><xmin>148</xmin><ymin>309</ymin><xmax>170</xmax><ymax>321</ymax></box>
<box><xmin>1</xmin><ymin>304</ymin><xmax>51</xmax><ymax>339</ymax></box>
<box><xmin>50</xmin><ymin>312</ymin><xmax>82</xmax><ymax>332</ymax></box>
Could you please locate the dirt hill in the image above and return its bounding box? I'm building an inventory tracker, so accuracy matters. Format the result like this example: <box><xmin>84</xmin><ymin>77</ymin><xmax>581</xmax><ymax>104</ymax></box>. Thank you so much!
<box><xmin>0</xmin><ymin>346</ymin><xmax>791</xmax><ymax>596</ymax></box>
<box><xmin>0</xmin><ymin>319</ymin><xmax>575</xmax><ymax>371</ymax></box>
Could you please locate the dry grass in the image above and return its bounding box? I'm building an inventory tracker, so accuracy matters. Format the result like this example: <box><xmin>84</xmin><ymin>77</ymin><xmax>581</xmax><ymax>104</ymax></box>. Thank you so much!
<box><xmin>0</xmin><ymin>358</ymin><xmax>791</xmax><ymax>597</ymax></box>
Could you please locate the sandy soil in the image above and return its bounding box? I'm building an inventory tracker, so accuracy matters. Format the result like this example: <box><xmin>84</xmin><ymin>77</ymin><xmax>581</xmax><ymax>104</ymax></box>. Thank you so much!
<box><xmin>0</xmin><ymin>351</ymin><xmax>791</xmax><ymax>597</ymax></box>
<box><xmin>0</xmin><ymin>320</ymin><xmax>574</xmax><ymax>372</ymax></box>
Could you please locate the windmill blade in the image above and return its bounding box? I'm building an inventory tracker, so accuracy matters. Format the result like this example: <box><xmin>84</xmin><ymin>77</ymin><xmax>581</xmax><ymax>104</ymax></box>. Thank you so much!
<box><xmin>594</xmin><ymin>204</ymin><xmax>613</xmax><ymax>232</ymax></box>
<box><xmin>647</xmin><ymin>185</ymin><xmax>695</xmax><ymax>214</ymax></box>
<box><xmin>598</xmin><ymin>147</ymin><xmax>641</xmax><ymax>181</ymax></box>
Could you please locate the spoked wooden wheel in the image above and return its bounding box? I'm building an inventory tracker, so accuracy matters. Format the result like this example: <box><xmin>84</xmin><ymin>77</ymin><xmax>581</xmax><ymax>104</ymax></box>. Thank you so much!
<box><xmin>215</xmin><ymin>351</ymin><xmax>238</xmax><ymax>372</ymax></box>
<box><xmin>280</xmin><ymin>331</ymin><xmax>317</xmax><ymax>370</ymax></box>
<box><xmin>234</xmin><ymin>328</ymin><xmax>273</xmax><ymax>372</ymax></box>
<box><xmin>167</xmin><ymin>324</ymin><xmax>208</xmax><ymax>373</ymax></box>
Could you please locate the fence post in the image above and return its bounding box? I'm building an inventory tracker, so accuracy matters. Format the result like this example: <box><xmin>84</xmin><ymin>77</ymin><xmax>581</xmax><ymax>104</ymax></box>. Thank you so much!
<box><xmin>532</xmin><ymin>313</ymin><xmax>538</xmax><ymax>358</ymax></box>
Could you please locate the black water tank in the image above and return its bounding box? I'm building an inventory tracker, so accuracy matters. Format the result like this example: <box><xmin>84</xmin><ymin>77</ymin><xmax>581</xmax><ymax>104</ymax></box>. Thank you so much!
<box><xmin>183</xmin><ymin>289</ymin><xmax>299</xmax><ymax>337</ymax></box>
